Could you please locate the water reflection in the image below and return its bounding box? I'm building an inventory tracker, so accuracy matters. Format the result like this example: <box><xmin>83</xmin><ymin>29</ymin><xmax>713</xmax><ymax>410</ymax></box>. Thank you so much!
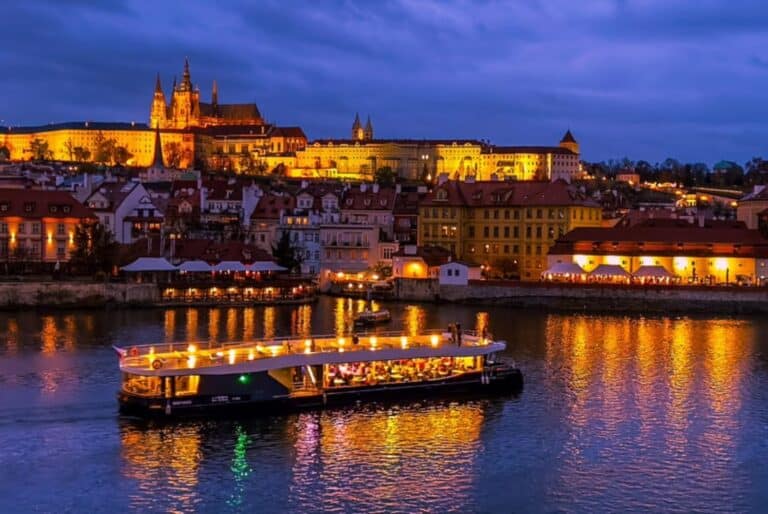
<box><xmin>543</xmin><ymin>315</ymin><xmax>752</xmax><ymax>510</ymax></box>
<box><xmin>288</xmin><ymin>402</ymin><xmax>486</xmax><ymax>512</ymax></box>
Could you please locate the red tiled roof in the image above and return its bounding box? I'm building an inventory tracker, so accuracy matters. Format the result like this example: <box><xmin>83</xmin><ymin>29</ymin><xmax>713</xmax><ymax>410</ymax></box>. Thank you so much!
<box><xmin>341</xmin><ymin>186</ymin><xmax>396</xmax><ymax>210</ymax></box>
<box><xmin>86</xmin><ymin>181</ymin><xmax>139</xmax><ymax>210</ymax></box>
<box><xmin>251</xmin><ymin>194</ymin><xmax>295</xmax><ymax>220</ymax></box>
<box><xmin>392</xmin><ymin>245</ymin><xmax>453</xmax><ymax>267</ymax></box>
<box><xmin>421</xmin><ymin>180</ymin><xmax>598</xmax><ymax>208</ymax></box>
<box><xmin>204</xmin><ymin>180</ymin><xmax>242</xmax><ymax>201</ymax></box>
<box><xmin>558</xmin><ymin>218</ymin><xmax>759</xmax><ymax>245</ymax></box>
<box><xmin>0</xmin><ymin>189</ymin><xmax>95</xmax><ymax>219</ymax></box>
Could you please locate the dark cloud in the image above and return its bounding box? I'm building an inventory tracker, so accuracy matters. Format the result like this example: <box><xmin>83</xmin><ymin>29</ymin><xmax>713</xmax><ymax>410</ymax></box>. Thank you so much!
<box><xmin>1</xmin><ymin>0</ymin><xmax>767</xmax><ymax>163</ymax></box>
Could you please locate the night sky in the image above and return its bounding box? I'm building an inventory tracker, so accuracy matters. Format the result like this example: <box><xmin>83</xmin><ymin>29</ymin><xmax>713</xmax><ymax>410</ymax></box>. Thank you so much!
<box><xmin>2</xmin><ymin>0</ymin><xmax>767</xmax><ymax>164</ymax></box>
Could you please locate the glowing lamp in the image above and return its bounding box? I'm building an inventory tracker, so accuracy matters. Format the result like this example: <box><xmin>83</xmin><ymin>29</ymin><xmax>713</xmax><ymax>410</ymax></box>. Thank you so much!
<box><xmin>369</xmin><ymin>336</ymin><xmax>377</xmax><ymax>349</ymax></box>
<box><xmin>430</xmin><ymin>335</ymin><xmax>439</xmax><ymax>347</ymax></box>
<box><xmin>187</xmin><ymin>344</ymin><xmax>197</xmax><ymax>353</ymax></box>
<box><xmin>304</xmin><ymin>339</ymin><xmax>312</xmax><ymax>354</ymax></box>
<box><xmin>401</xmin><ymin>336</ymin><xmax>408</xmax><ymax>349</ymax></box>
<box><xmin>338</xmin><ymin>337</ymin><xmax>346</xmax><ymax>352</ymax></box>
<box><xmin>248</xmin><ymin>350</ymin><xmax>255</xmax><ymax>361</ymax></box>
<box><xmin>270</xmin><ymin>346</ymin><xmax>278</xmax><ymax>357</ymax></box>
<box><xmin>228</xmin><ymin>349</ymin><xmax>236</xmax><ymax>365</ymax></box>
<box><xmin>714</xmin><ymin>258</ymin><xmax>728</xmax><ymax>271</ymax></box>
<box><xmin>187</xmin><ymin>355</ymin><xmax>197</xmax><ymax>368</ymax></box>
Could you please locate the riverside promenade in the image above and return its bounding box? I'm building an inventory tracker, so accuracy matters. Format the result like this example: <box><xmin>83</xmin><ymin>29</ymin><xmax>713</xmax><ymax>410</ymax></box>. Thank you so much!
<box><xmin>392</xmin><ymin>278</ymin><xmax>768</xmax><ymax>314</ymax></box>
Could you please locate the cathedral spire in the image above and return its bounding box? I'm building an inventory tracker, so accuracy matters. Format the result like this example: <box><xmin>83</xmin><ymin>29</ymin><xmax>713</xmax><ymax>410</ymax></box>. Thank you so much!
<box><xmin>154</xmin><ymin>73</ymin><xmax>163</xmax><ymax>94</ymax></box>
<box><xmin>364</xmin><ymin>115</ymin><xmax>373</xmax><ymax>140</ymax></box>
<box><xmin>212</xmin><ymin>80</ymin><xmax>218</xmax><ymax>106</ymax></box>
<box><xmin>150</xmin><ymin>126</ymin><xmax>165</xmax><ymax>168</ymax></box>
<box><xmin>181</xmin><ymin>57</ymin><xmax>192</xmax><ymax>89</ymax></box>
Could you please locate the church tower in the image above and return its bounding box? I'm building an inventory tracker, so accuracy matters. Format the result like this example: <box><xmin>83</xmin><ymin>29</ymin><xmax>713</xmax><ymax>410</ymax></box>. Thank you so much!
<box><xmin>352</xmin><ymin>113</ymin><xmax>365</xmax><ymax>141</ymax></box>
<box><xmin>559</xmin><ymin>129</ymin><xmax>579</xmax><ymax>155</ymax></box>
<box><xmin>170</xmin><ymin>58</ymin><xmax>201</xmax><ymax>129</ymax></box>
<box><xmin>149</xmin><ymin>73</ymin><xmax>167</xmax><ymax>128</ymax></box>
<box><xmin>364</xmin><ymin>115</ymin><xmax>373</xmax><ymax>141</ymax></box>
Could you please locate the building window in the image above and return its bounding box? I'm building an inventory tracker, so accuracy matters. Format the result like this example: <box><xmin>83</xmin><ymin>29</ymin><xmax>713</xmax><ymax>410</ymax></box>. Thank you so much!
<box><xmin>483</xmin><ymin>226</ymin><xmax>489</xmax><ymax>237</ymax></box>
<box><xmin>504</xmin><ymin>227</ymin><xmax>509</xmax><ymax>238</ymax></box>
<box><xmin>18</xmin><ymin>223</ymin><xmax>25</xmax><ymax>234</ymax></box>
<box><xmin>536</xmin><ymin>209</ymin><xmax>542</xmax><ymax>219</ymax></box>
<box><xmin>468</xmin><ymin>226</ymin><xmax>475</xmax><ymax>237</ymax></box>
<box><xmin>525</xmin><ymin>226</ymin><xmax>531</xmax><ymax>238</ymax></box>
<box><xmin>504</xmin><ymin>210</ymin><xmax>510</xmax><ymax>220</ymax></box>
<box><xmin>57</xmin><ymin>245</ymin><xmax>65</xmax><ymax>258</ymax></box>
<box><xmin>484</xmin><ymin>209</ymin><xmax>489</xmax><ymax>219</ymax></box>
<box><xmin>0</xmin><ymin>223</ymin><xmax>6</xmax><ymax>234</ymax></box>
<box><xmin>31</xmin><ymin>223</ymin><xmax>40</xmax><ymax>235</ymax></box>
<box><xmin>514</xmin><ymin>227</ymin><xmax>519</xmax><ymax>238</ymax></box>
<box><xmin>493</xmin><ymin>227</ymin><xmax>499</xmax><ymax>237</ymax></box>
<box><xmin>504</xmin><ymin>244</ymin><xmax>509</xmax><ymax>253</ymax></box>
<box><xmin>514</xmin><ymin>210</ymin><xmax>520</xmax><ymax>220</ymax></box>
<box><xmin>536</xmin><ymin>226</ymin><xmax>542</xmax><ymax>238</ymax></box>
<box><xmin>57</xmin><ymin>223</ymin><xmax>65</xmax><ymax>235</ymax></box>
<box><xmin>493</xmin><ymin>210</ymin><xmax>499</xmax><ymax>220</ymax></box>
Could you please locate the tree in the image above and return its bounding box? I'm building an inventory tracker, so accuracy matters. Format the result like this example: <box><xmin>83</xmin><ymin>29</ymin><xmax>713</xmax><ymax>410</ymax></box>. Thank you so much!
<box><xmin>374</xmin><ymin>166</ymin><xmax>396</xmax><ymax>186</ymax></box>
<box><xmin>70</xmin><ymin>221</ymin><xmax>118</xmax><ymax>274</ymax></box>
<box><xmin>28</xmin><ymin>138</ymin><xmax>52</xmax><ymax>161</ymax></box>
<box><xmin>164</xmin><ymin>141</ymin><xmax>183</xmax><ymax>168</ymax></box>
<box><xmin>238</xmin><ymin>150</ymin><xmax>254</xmax><ymax>173</ymax></box>
<box><xmin>113</xmin><ymin>146</ymin><xmax>133</xmax><ymax>166</ymax></box>
<box><xmin>0</xmin><ymin>146</ymin><xmax>9</xmax><ymax>161</ymax></box>
<box><xmin>93</xmin><ymin>131</ymin><xmax>117</xmax><ymax>164</ymax></box>
<box><xmin>271</xmin><ymin>231</ymin><xmax>303</xmax><ymax>273</ymax></box>
<box><xmin>63</xmin><ymin>138</ymin><xmax>75</xmax><ymax>161</ymax></box>
<box><xmin>73</xmin><ymin>146</ymin><xmax>91</xmax><ymax>162</ymax></box>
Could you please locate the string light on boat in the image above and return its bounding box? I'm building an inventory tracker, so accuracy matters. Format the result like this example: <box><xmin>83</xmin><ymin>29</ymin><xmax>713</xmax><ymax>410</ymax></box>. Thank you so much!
<box><xmin>338</xmin><ymin>337</ymin><xmax>346</xmax><ymax>352</ymax></box>
<box><xmin>401</xmin><ymin>336</ymin><xmax>408</xmax><ymax>349</ymax></box>
<box><xmin>187</xmin><ymin>355</ymin><xmax>197</xmax><ymax>369</ymax></box>
<box><xmin>369</xmin><ymin>336</ymin><xmax>377</xmax><ymax>350</ymax></box>
<box><xmin>228</xmin><ymin>349</ymin><xmax>236</xmax><ymax>365</ymax></box>
<box><xmin>304</xmin><ymin>339</ymin><xmax>312</xmax><ymax>354</ymax></box>
<box><xmin>247</xmin><ymin>349</ymin><xmax>255</xmax><ymax>361</ymax></box>
<box><xmin>187</xmin><ymin>344</ymin><xmax>197</xmax><ymax>354</ymax></box>
<box><xmin>430</xmin><ymin>335</ymin><xmax>439</xmax><ymax>347</ymax></box>
<box><xmin>270</xmin><ymin>346</ymin><xmax>278</xmax><ymax>357</ymax></box>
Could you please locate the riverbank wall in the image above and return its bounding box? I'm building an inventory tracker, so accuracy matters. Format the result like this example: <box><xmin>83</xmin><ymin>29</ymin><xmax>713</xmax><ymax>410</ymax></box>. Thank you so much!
<box><xmin>0</xmin><ymin>282</ymin><xmax>160</xmax><ymax>309</ymax></box>
<box><xmin>393</xmin><ymin>278</ymin><xmax>768</xmax><ymax>314</ymax></box>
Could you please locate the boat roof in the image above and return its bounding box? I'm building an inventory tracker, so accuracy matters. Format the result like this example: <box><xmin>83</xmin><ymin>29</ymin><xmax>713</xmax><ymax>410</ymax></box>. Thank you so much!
<box><xmin>117</xmin><ymin>331</ymin><xmax>504</xmax><ymax>377</ymax></box>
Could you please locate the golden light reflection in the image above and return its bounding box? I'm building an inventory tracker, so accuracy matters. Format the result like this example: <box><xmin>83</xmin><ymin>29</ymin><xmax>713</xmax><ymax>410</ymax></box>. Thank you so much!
<box><xmin>475</xmin><ymin>312</ymin><xmax>489</xmax><ymax>335</ymax></box>
<box><xmin>164</xmin><ymin>310</ymin><xmax>176</xmax><ymax>343</ymax></box>
<box><xmin>40</xmin><ymin>316</ymin><xmax>57</xmax><ymax>355</ymax></box>
<box><xmin>334</xmin><ymin>297</ymin><xmax>347</xmax><ymax>336</ymax></box>
<box><xmin>209</xmin><ymin>308</ymin><xmax>221</xmax><ymax>343</ymax></box>
<box><xmin>290</xmin><ymin>403</ymin><xmax>485</xmax><ymax>510</ymax></box>
<box><xmin>120</xmin><ymin>424</ymin><xmax>203</xmax><ymax>512</ymax></box>
<box><xmin>403</xmin><ymin>305</ymin><xmax>425</xmax><ymax>337</ymax></box>
<box><xmin>5</xmin><ymin>318</ymin><xmax>19</xmax><ymax>354</ymax></box>
<box><xmin>292</xmin><ymin>304</ymin><xmax>312</xmax><ymax>338</ymax></box>
<box><xmin>243</xmin><ymin>307</ymin><xmax>255</xmax><ymax>342</ymax></box>
<box><xmin>226</xmin><ymin>308</ymin><xmax>238</xmax><ymax>342</ymax></box>
<box><xmin>263</xmin><ymin>306</ymin><xmax>276</xmax><ymax>340</ymax></box>
<box><xmin>62</xmin><ymin>315</ymin><xmax>75</xmax><ymax>352</ymax></box>
<box><xmin>185</xmin><ymin>308</ymin><xmax>199</xmax><ymax>342</ymax></box>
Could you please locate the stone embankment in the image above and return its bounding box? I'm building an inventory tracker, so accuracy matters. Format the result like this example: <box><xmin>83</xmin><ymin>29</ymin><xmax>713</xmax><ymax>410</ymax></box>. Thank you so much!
<box><xmin>0</xmin><ymin>282</ymin><xmax>159</xmax><ymax>309</ymax></box>
<box><xmin>393</xmin><ymin>278</ymin><xmax>768</xmax><ymax>314</ymax></box>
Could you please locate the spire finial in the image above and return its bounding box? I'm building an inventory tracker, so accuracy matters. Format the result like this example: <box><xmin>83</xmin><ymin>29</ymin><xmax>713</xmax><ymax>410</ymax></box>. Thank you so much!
<box><xmin>154</xmin><ymin>73</ymin><xmax>162</xmax><ymax>94</ymax></box>
<box><xmin>181</xmin><ymin>57</ymin><xmax>191</xmax><ymax>89</ymax></box>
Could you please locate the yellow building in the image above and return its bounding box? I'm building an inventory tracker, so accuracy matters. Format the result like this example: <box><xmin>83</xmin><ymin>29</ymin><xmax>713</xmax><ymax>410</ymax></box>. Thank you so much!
<box><xmin>548</xmin><ymin>219</ymin><xmax>768</xmax><ymax>285</ymax></box>
<box><xmin>418</xmin><ymin>179</ymin><xmax>602</xmax><ymax>280</ymax></box>
<box><xmin>289</xmin><ymin>120</ymin><xmax>582</xmax><ymax>182</ymax></box>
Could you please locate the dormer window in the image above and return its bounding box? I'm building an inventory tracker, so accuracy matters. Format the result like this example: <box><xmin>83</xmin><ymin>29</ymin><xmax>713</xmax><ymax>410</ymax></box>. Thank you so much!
<box><xmin>436</xmin><ymin>189</ymin><xmax>448</xmax><ymax>201</ymax></box>
<box><xmin>0</xmin><ymin>203</ymin><xmax>8</xmax><ymax>212</ymax></box>
<box><xmin>364</xmin><ymin>199</ymin><xmax>371</xmax><ymax>207</ymax></box>
<box><xmin>50</xmin><ymin>205</ymin><xmax>58</xmax><ymax>213</ymax></box>
<box><xmin>346</xmin><ymin>198</ymin><xmax>353</xmax><ymax>206</ymax></box>
<box><xmin>24</xmin><ymin>202</ymin><xmax>34</xmax><ymax>213</ymax></box>
<box><xmin>380</xmin><ymin>199</ymin><xmax>387</xmax><ymax>206</ymax></box>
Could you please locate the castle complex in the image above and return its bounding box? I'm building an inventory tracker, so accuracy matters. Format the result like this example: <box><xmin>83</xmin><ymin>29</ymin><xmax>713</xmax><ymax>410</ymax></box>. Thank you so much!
<box><xmin>0</xmin><ymin>61</ymin><xmax>583</xmax><ymax>182</ymax></box>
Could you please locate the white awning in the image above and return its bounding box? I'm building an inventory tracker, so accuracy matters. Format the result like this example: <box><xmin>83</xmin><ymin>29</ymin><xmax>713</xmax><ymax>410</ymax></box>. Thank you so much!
<box><xmin>633</xmin><ymin>265</ymin><xmax>675</xmax><ymax>278</ymax></box>
<box><xmin>543</xmin><ymin>262</ymin><xmax>586</xmax><ymax>276</ymax></box>
<box><xmin>177</xmin><ymin>260</ymin><xmax>212</xmax><ymax>273</ymax></box>
<box><xmin>121</xmin><ymin>257</ymin><xmax>177</xmax><ymax>272</ymax></box>
<box><xmin>589</xmin><ymin>264</ymin><xmax>631</xmax><ymax>278</ymax></box>
<box><xmin>247</xmin><ymin>261</ymin><xmax>287</xmax><ymax>272</ymax></box>
<box><xmin>213</xmin><ymin>261</ymin><xmax>248</xmax><ymax>272</ymax></box>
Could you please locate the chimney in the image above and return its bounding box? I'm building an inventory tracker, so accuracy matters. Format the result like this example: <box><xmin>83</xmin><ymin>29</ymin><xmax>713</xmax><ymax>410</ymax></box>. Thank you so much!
<box><xmin>301</xmin><ymin>180</ymin><xmax>308</xmax><ymax>189</ymax></box>
<box><xmin>372</xmin><ymin>183</ymin><xmax>379</xmax><ymax>193</ymax></box>
<box><xmin>437</xmin><ymin>173</ymin><xmax>448</xmax><ymax>185</ymax></box>
<box><xmin>360</xmin><ymin>183</ymin><xmax>367</xmax><ymax>193</ymax></box>
<box><xmin>698</xmin><ymin>211</ymin><xmax>706</xmax><ymax>228</ymax></box>
<box><xmin>395</xmin><ymin>184</ymin><xmax>402</xmax><ymax>194</ymax></box>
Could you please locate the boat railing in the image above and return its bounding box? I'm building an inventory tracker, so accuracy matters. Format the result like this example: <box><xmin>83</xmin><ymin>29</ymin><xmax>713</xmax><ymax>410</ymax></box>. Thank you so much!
<box><xmin>117</xmin><ymin>328</ymin><xmax>491</xmax><ymax>372</ymax></box>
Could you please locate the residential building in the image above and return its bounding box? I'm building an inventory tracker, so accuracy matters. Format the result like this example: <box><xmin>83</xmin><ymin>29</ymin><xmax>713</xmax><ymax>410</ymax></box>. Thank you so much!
<box><xmin>85</xmin><ymin>181</ymin><xmax>162</xmax><ymax>244</ymax></box>
<box><xmin>438</xmin><ymin>261</ymin><xmax>482</xmax><ymax>286</ymax></box>
<box><xmin>737</xmin><ymin>185</ymin><xmax>768</xmax><ymax>229</ymax></box>
<box><xmin>0</xmin><ymin>189</ymin><xmax>95</xmax><ymax>262</ymax></box>
<box><xmin>418</xmin><ymin>179</ymin><xmax>602</xmax><ymax>280</ymax></box>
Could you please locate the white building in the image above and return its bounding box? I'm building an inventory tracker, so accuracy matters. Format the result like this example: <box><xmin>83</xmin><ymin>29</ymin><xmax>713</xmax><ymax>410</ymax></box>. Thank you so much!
<box><xmin>438</xmin><ymin>261</ymin><xmax>482</xmax><ymax>286</ymax></box>
<box><xmin>85</xmin><ymin>181</ymin><xmax>161</xmax><ymax>244</ymax></box>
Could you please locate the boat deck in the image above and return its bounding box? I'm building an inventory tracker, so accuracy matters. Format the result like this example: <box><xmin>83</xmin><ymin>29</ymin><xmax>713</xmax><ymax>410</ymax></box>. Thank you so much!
<box><xmin>117</xmin><ymin>330</ymin><xmax>499</xmax><ymax>375</ymax></box>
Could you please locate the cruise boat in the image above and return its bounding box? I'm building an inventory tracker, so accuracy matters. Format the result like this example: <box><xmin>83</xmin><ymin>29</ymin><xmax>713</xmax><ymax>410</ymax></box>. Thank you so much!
<box><xmin>115</xmin><ymin>329</ymin><xmax>523</xmax><ymax>418</ymax></box>
<box><xmin>353</xmin><ymin>309</ymin><xmax>391</xmax><ymax>326</ymax></box>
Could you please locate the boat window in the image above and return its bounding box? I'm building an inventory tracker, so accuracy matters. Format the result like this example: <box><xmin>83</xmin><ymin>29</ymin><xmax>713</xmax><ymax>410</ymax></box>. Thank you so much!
<box><xmin>175</xmin><ymin>375</ymin><xmax>200</xmax><ymax>396</ymax></box>
<box><xmin>122</xmin><ymin>373</ymin><xmax>162</xmax><ymax>396</ymax></box>
<box><xmin>323</xmin><ymin>356</ymin><xmax>480</xmax><ymax>388</ymax></box>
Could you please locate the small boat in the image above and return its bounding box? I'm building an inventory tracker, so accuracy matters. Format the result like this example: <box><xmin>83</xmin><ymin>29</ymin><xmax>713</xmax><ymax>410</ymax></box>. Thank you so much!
<box><xmin>353</xmin><ymin>309</ymin><xmax>391</xmax><ymax>325</ymax></box>
<box><xmin>115</xmin><ymin>328</ymin><xmax>523</xmax><ymax>418</ymax></box>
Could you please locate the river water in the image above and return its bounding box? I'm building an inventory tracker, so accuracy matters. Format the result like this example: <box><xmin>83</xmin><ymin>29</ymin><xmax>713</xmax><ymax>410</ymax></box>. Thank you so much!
<box><xmin>1</xmin><ymin>297</ymin><xmax>767</xmax><ymax>513</ymax></box>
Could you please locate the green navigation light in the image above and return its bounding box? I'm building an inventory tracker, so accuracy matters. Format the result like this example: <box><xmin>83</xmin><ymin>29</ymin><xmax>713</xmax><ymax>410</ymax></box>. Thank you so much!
<box><xmin>238</xmin><ymin>374</ymin><xmax>251</xmax><ymax>385</ymax></box>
